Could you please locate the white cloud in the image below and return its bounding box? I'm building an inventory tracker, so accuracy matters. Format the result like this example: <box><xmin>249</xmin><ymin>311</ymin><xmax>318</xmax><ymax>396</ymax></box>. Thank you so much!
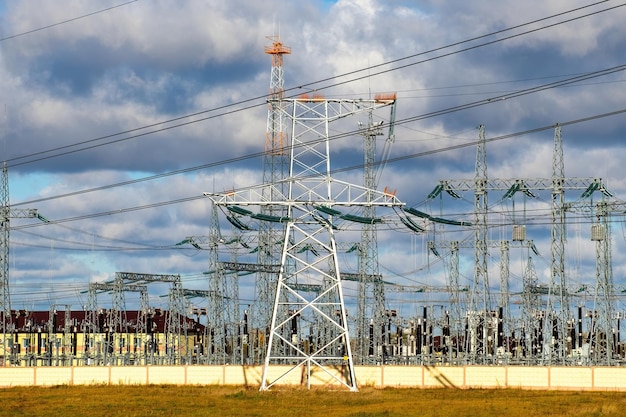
<box><xmin>0</xmin><ymin>0</ymin><xmax>624</xmax><ymax>323</ymax></box>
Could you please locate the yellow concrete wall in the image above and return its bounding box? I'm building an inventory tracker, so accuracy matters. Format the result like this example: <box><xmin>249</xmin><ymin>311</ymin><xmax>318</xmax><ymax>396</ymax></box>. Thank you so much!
<box><xmin>187</xmin><ymin>365</ymin><xmax>225</xmax><ymax>385</ymax></box>
<box><xmin>507</xmin><ymin>366</ymin><xmax>549</xmax><ymax>389</ymax></box>
<box><xmin>1</xmin><ymin>367</ymin><xmax>34</xmax><ymax>387</ymax></box>
<box><xmin>2</xmin><ymin>365</ymin><xmax>626</xmax><ymax>390</ymax></box>
<box><xmin>224</xmin><ymin>365</ymin><xmax>258</xmax><ymax>386</ymax></box>
<box><xmin>148</xmin><ymin>366</ymin><xmax>185</xmax><ymax>385</ymax></box>
<box><xmin>34</xmin><ymin>367</ymin><xmax>72</xmax><ymax>386</ymax></box>
<box><xmin>354</xmin><ymin>365</ymin><xmax>382</xmax><ymax>387</ymax></box>
<box><xmin>308</xmin><ymin>365</ymin><xmax>347</xmax><ymax>387</ymax></box>
<box><xmin>259</xmin><ymin>364</ymin><xmax>309</xmax><ymax>386</ymax></box>
<box><xmin>110</xmin><ymin>366</ymin><xmax>146</xmax><ymax>385</ymax></box>
<box><xmin>73</xmin><ymin>366</ymin><xmax>110</xmax><ymax>385</ymax></box>
<box><xmin>465</xmin><ymin>366</ymin><xmax>507</xmax><ymax>388</ymax></box>
<box><xmin>381</xmin><ymin>365</ymin><xmax>421</xmax><ymax>387</ymax></box>
<box><xmin>550</xmin><ymin>367</ymin><xmax>593</xmax><ymax>390</ymax></box>
<box><xmin>592</xmin><ymin>367</ymin><xmax>626</xmax><ymax>390</ymax></box>
<box><xmin>422</xmin><ymin>365</ymin><xmax>464</xmax><ymax>388</ymax></box>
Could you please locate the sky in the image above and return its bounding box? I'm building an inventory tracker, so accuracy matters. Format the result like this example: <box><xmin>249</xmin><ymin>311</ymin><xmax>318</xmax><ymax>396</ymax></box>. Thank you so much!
<box><xmin>1</xmin><ymin>0</ymin><xmax>626</xmax><ymax>319</ymax></box>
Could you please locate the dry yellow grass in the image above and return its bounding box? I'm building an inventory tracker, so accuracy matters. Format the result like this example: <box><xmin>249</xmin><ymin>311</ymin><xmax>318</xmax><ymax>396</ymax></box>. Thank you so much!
<box><xmin>1</xmin><ymin>385</ymin><xmax>625</xmax><ymax>417</ymax></box>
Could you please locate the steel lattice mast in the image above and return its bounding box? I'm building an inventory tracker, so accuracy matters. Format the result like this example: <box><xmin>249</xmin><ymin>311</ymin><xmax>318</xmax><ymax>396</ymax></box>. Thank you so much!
<box><xmin>470</xmin><ymin>124</ymin><xmax>490</xmax><ymax>361</ymax></box>
<box><xmin>356</xmin><ymin>113</ymin><xmax>385</xmax><ymax>362</ymax></box>
<box><xmin>205</xmin><ymin>96</ymin><xmax>400</xmax><ymax>391</ymax></box>
<box><xmin>88</xmin><ymin>281</ymin><xmax>148</xmax><ymax>364</ymax></box>
<box><xmin>591</xmin><ymin>200</ymin><xmax>616</xmax><ymax>364</ymax></box>
<box><xmin>550</xmin><ymin>124</ymin><xmax>570</xmax><ymax>363</ymax></box>
<box><xmin>254</xmin><ymin>36</ymin><xmax>292</xmax><ymax>354</ymax></box>
<box><xmin>207</xmin><ymin>202</ymin><xmax>227</xmax><ymax>363</ymax></box>
<box><xmin>0</xmin><ymin>162</ymin><xmax>10</xmax><ymax>356</ymax></box>
<box><xmin>1</xmin><ymin>162</ymin><xmax>41</xmax><ymax>359</ymax></box>
<box><xmin>521</xmin><ymin>255</ymin><xmax>542</xmax><ymax>358</ymax></box>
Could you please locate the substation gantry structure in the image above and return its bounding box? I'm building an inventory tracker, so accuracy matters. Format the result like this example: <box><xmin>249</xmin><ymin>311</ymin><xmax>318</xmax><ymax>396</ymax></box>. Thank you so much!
<box><xmin>426</xmin><ymin>237</ymin><xmax>539</xmax><ymax>364</ymax></box>
<box><xmin>562</xmin><ymin>197</ymin><xmax>626</xmax><ymax>364</ymax></box>
<box><xmin>421</xmin><ymin>124</ymin><xmax>618</xmax><ymax>365</ymax></box>
<box><xmin>85</xmin><ymin>280</ymin><xmax>149</xmax><ymax>365</ymax></box>
<box><xmin>177</xmin><ymin>200</ymin><xmax>252</xmax><ymax>364</ymax></box>
<box><xmin>204</xmin><ymin>93</ymin><xmax>400</xmax><ymax>391</ymax></box>
<box><xmin>107</xmin><ymin>272</ymin><xmax>186</xmax><ymax>364</ymax></box>
<box><xmin>1</xmin><ymin>162</ymin><xmax>48</xmax><ymax>361</ymax></box>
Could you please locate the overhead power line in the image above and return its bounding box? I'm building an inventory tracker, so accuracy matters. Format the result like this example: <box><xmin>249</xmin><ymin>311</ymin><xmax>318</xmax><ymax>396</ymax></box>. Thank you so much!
<box><xmin>13</xmin><ymin>65</ymin><xmax>626</xmax><ymax>207</ymax></box>
<box><xmin>4</xmin><ymin>1</ymin><xmax>622</xmax><ymax>168</ymax></box>
<box><xmin>0</xmin><ymin>0</ymin><xmax>138</xmax><ymax>43</ymax></box>
<box><xmin>11</xmin><ymin>106</ymin><xmax>626</xmax><ymax>230</ymax></box>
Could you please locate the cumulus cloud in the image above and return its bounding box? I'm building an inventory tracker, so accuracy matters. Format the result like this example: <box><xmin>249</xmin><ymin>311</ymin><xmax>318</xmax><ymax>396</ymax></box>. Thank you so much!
<box><xmin>1</xmin><ymin>0</ymin><xmax>625</xmax><ymax>314</ymax></box>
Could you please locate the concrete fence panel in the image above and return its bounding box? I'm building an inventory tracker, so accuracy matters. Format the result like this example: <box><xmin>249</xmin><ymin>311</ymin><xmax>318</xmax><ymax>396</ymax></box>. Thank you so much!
<box><xmin>465</xmin><ymin>366</ymin><xmax>507</xmax><ymax>388</ymax></box>
<box><xmin>382</xmin><ymin>365</ymin><xmax>421</xmax><ymax>387</ymax></box>
<box><xmin>73</xmin><ymin>366</ymin><xmax>109</xmax><ymax>385</ymax></box>
<box><xmin>187</xmin><ymin>365</ymin><xmax>224</xmax><ymax>385</ymax></box>
<box><xmin>34</xmin><ymin>367</ymin><xmax>72</xmax><ymax>386</ymax></box>
<box><xmin>592</xmin><ymin>367</ymin><xmax>626</xmax><ymax>390</ymax></box>
<box><xmin>109</xmin><ymin>366</ymin><xmax>146</xmax><ymax>385</ymax></box>
<box><xmin>354</xmin><ymin>365</ymin><xmax>382</xmax><ymax>387</ymax></box>
<box><xmin>550</xmin><ymin>367</ymin><xmax>593</xmax><ymax>390</ymax></box>
<box><xmin>507</xmin><ymin>366</ymin><xmax>550</xmax><ymax>389</ymax></box>
<box><xmin>2</xmin><ymin>367</ymin><xmax>34</xmax><ymax>387</ymax></box>
<box><xmin>1</xmin><ymin>365</ymin><xmax>626</xmax><ymax>390</ymax></box>
<box><xmin>149</xmin><ymin>366</ymin><xmax>185</xmax><ymax>385</ymax></box>
<box><xmin>423</xmin><ymin>365</ymin><xmax>464</xmax><ymax>388</ymax></box>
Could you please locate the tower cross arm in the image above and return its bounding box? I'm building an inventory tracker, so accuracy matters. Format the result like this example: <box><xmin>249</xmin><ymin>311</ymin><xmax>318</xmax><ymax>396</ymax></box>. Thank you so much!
<box><xmin>437</xmin><ymin>177</ymin><xmax>605</xmax><ymax>193</ymax></box>
<box><xmin>116</xmin><ymin>271</ymin><xmax>180</xmax><ymax>284</ymax></box>
<box><xmin>90</xmin><ymin>282</ymin><xmax>147</xmax><ymax>292</ymax></box>
<box><xmin>203</xmin><ymin>177</ymin><xmax>404</xmax><ymax>208</ymax></box>
<box><xmin>3</xmin><ymin>208</ymin><xmax>39</xmax><ymax>219</ymax></box>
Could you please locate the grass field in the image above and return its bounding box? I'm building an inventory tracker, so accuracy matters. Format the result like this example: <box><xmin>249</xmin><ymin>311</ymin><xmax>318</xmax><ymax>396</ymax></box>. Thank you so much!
<box><xmin>1</xmin><ymin>385</ymin><xmax>625</xmax><ymax>417</ymax></box>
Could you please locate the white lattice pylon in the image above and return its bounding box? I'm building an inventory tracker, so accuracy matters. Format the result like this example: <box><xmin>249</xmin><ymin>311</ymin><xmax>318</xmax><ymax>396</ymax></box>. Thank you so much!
<box><xmin>205</xmin><ymin>96</ymin><xmax>401</xmax><ymax>391</ymax></box>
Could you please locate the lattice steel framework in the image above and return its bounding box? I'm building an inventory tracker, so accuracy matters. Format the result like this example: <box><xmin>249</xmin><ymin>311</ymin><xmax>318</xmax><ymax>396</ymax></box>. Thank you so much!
<box><xmin>115</xmin><ymin>272</ymin><xmax>184</xmax><ymax>363</ymax></box>
<box><xmin>255</xmin><ymin>36</ymin><xmax>292</xmax><ymax>348</ymax></box>
<box><xmin>470</xmin><ymin>125</ymin><xmax>490</xmax><ymax>361</ymax></box>
<box><xmin>87</xmin><ymin>281</ymin><xmax>149</xmax><ymax>364</ymax></box>
<box><xmin>591</xmin><ymin>200</ymin><xmax>616</xmax><ymax>364</ymax></box>
<box><xmin>550</xmin><ymin>124</ymin><xmax>570</xmax><ymax>363</ymax></box>
<box><xmin>206</xmin><ymin>96</ymin><xmax>400</xmax><ymax>391</ymax></box>
<box><xmin>207</xmin><ymin>202</ymin><xmax>227</xmax><ymax>363</ymax></box>
<box><xmin>355</xmin><ymin>106</ymin><xmax>396</xmax><ymax>363</ymax></box>
<box><xmin>429</xmin><ymin>125</ymin><xmax>608</xmax><ymax>364</ymax></box>
<box><xmin>1</xmin><ymin>162</ymin><xmax>40</xmax><ymax>359</ymax></box>
<box><xmin>521</xmin><ymin>255</ymin><xmax>543</xmax><ymax>358</ymax></box>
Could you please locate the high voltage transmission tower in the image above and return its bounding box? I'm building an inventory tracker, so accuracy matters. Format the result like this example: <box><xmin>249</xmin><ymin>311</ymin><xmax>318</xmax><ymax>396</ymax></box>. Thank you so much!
<box><xmin>1</xmin><ymin>162</ymin><xmax>47</xmax><ymax>361</ymax></box>
<box><xmin>205</xmin><ymin>94</ymin><xmax>399</xmax><ymax>391</ymax></box>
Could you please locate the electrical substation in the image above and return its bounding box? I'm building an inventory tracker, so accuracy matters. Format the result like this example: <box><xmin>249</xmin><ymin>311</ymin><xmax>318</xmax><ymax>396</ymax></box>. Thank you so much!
<box><xmin>2</xmin><ymin>37</ymin><xmax>626</xmax><ymax>391</ymax></box>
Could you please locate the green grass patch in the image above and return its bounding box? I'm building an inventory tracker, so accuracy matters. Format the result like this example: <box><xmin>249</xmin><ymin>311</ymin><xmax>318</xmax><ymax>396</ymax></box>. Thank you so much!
<box><xmin>0</xmin><ymin>385</ymin><xmax>624</xmax><ymax>417</ymax></box>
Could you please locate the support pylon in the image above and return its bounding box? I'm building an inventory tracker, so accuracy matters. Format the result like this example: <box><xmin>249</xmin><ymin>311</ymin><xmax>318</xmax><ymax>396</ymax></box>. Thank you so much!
<box><xmin>1</xmin><ymin>162</ymin><xmax>41</xmax><ymax>361</ymax></box>
<box><xmin>205</xmin><ymin>95</ymin><xmax>399</xmax><ymax>390</ymax></box>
